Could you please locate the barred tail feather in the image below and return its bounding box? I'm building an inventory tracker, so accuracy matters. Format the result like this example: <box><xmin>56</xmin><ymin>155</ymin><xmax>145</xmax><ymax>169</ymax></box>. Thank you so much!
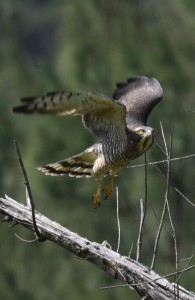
<box><xmin>37</xmin><ymin>149</ymin><xmax>97</xmax><ymax>178</ymax></box>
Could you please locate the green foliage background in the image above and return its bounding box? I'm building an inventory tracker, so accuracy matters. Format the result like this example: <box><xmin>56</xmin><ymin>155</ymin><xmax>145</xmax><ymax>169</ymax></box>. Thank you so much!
<box><xmin>0</xmin><ymin>1</ymin><xmax>194</xmax><ymax>299</ymax></box>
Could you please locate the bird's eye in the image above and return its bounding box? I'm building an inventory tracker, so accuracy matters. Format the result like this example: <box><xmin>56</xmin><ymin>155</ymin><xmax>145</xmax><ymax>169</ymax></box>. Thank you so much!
<box><xmin>138</xmin><ymin>129</ymin><xmax>145</xmax><ymax>135</ymax></box>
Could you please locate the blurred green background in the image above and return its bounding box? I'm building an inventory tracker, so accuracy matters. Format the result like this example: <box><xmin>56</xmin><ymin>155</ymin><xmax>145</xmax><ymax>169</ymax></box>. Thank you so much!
<box><xmin>0</xmin><ymin>1</ymin><xmax>194</xmax><ymax>299</ymax></box>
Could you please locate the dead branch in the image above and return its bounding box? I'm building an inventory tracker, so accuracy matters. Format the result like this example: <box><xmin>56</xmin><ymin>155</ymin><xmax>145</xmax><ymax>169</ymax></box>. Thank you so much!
<box><xmin>0</xmin><ymin>194</ymin><xmax>194</xmax><ymax>300</ymax></box>
<box><xmin>116</xmin><ymin>186</ymin><xmax>121</xmax><ymax>253</ymax></box>
<box><xmin>151</xmin><ymin>127</ymin><xmax>172</xmax><ymax>270</ymax></box>
<box><xmin>14</xmin><ymin>140</ymin><xmax>44</xmax><ymax>241</ymax></box>
<box><xmin>128</xmin><ymin>153</ymin><xmax>195</xmax><ymax>208</ymax></box>
<box><xmin>136</xmin><ymin>153</ymin><xmax>148</xmax><ymax>262</ymax></box>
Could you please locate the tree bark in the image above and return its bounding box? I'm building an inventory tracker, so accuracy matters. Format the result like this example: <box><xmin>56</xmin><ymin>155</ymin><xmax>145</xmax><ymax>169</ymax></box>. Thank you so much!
<box><xmin>0</xmin><ymin>194</ymin><xmax>194</xmax><ymax>300</ymax></box>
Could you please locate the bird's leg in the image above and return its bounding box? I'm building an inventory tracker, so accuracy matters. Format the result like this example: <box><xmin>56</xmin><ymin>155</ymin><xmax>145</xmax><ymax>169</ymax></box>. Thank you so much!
<box><xmin>102</xmin><ymin>175</ymin><xmax>115</xmax><ymax>200</ymax></box>
<box><xmin>92</xmin><ymin>180</ymin><xmax>102</xmax><ymax>208</ymax></box>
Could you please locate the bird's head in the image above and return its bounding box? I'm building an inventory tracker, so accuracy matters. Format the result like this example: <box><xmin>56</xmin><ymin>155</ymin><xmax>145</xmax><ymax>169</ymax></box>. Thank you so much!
<box><xmin>134</xmin><ymin>126</ymin><xmax>154</xmax><ymax>153</ymax></box>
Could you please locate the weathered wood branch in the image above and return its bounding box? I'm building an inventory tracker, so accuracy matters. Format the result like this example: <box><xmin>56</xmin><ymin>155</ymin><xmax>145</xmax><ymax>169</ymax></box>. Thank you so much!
<box><xmin>0</xmin><ymin>194</ymin><xmax>194</xmax><ymax>300</ymax></box>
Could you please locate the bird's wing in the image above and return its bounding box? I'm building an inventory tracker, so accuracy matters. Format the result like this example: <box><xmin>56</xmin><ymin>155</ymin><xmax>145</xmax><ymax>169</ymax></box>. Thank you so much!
<box><xmin>13</xmin><ymin>91</ymin><xmax>126</xmax><ymax>138</ymax></box>
<box><xmin>113</xmin><ymin>76</ymin><xmax>163</xmax><ymax>129</ymax></box>
<box><xmin>37</xmin><ymin>147</ymin><xmax>98</xmax><ymax>178</ymax></box>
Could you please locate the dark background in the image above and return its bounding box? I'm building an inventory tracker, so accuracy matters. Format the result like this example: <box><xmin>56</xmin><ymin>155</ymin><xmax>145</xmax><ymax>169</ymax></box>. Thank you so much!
<box><xmin>0</xmin><ymin>1</ymin><xmax>194</xmax><ymax>299</ymax></box>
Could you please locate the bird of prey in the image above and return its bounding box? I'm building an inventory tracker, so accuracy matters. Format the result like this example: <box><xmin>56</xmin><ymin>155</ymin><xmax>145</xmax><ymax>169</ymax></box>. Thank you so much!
<box><xmin>13</xmin><ymin>76</ymin><xmax>163</xmax><ymax>208</ymax></box>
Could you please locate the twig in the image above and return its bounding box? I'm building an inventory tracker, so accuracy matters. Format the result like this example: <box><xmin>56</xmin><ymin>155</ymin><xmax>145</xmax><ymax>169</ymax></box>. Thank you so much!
<box><xmin>150</xmin><ymin>156</ymin><xmax>195</xmax><ymax>208</ymax></box>
<box><xmin>128</xmin><ymin>153</ymin><xmax>195</xmax><ymax>169</ymax></box>
<box><xmin>128</xmin><ymin>153</ymin><xmax>195</xmax><ymax>208</ymax></box>
<box><xmin>136</xmin><ymin>198</ymin><xmax>144</xmax><ymax>261</ymax></box>
<box><xmin>128</xmin><ymin>243</ymin><xmax>134</xmax><ymax>258</ymax></box>
<box><xmin>149</xmin><ymin>203</ymin><xmax>172</xmax><ymax>236</ymax></box>
<box><xmin>1</xmin><ymin>195</ymin><xmax>195</xmax><ymax>299</ymax></box>
<box><xmin>116</xmin><ymin>186</ymin><xmax>121</xmax><ymax>253</ymax></box>
<box><xmin>163</xmin><ymin>135</ymin><xmax>179</xmax><ymax>299</ymax></box>
<box><xmin>14</xmin><ymin>140</ymin><xmax>44</xmax><ymax>241</ymax></box>
<box><xmin>150</xmin><ymin>186</ymin><xmax>167</xmax><ymax>268</ymax></box>
<box><xmin>100</xmin><ymin>263</ymin><xmax>195</xmax><ymax>290</ymax></box>
<box><xmin>150</xmin><ymin>124</ymin><xmax>170</xmax><ymax>270</ymax></box>
<box><xmin>177</xmin><ymin>253</ymin><xmax>195</xmax><ymax>282</ymax></box>
<box><xmin>136</xmin><ymin>153</ymin><xmax>148</xmax><ymax>261</ymax></box>
<box><xmin>154</xmin><ymin>139</ymin><xmax>166</xmax><ymax>155</ymax></box>
<box><xmin>173</xmin><ymin>187</ymin><xmax>195</xmax><ymax>208</ymax></box>
<box><xmin>15</xmin><ymin>233</ymin><xmax>38</xmax><ymax>243</ymax></box>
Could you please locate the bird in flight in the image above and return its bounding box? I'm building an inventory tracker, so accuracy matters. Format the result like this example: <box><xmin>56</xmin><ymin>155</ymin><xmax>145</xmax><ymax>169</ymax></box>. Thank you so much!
<box><xmin>13</xmin><ymin>76</ymin><xmax>163</xmax><ymax>208</ymax></box>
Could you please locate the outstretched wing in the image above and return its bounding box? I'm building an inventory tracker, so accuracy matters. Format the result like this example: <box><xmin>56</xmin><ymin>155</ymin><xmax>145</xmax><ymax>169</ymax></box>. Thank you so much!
<box><xmin>113</xmin><ymin>76</ymin><xmax>163</xmax><ymax>129</ymax></box>
<box><xmin>37</xmin><ymin>147</ymin><xmax>98</xmax><ymax>178</ymax></box>
<box><xmin>13</xmin><ymin>91</ymin><xmax>126</xmax><ymax>138</ymax></box>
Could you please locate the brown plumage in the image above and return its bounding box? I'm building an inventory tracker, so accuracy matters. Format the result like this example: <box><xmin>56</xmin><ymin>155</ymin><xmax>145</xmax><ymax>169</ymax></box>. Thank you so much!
<box><xmin>13</xmin><ymin>76</ymin><xmax>163</xmax><ymax>207</ymax></box>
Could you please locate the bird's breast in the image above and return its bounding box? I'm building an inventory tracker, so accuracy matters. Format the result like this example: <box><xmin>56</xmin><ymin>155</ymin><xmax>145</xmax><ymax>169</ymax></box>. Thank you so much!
<box><xmin>102</xmin><ymin>134</ymin><xmax>131</xmax><ymax>165</ymax></box>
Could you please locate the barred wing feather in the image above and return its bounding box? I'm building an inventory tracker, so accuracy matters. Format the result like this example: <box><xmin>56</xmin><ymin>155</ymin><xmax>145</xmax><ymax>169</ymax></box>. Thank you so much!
<box><xmin>13</xmin><ymin>91</ymin><xmax>126</xmax><ymax>138</ymax></box>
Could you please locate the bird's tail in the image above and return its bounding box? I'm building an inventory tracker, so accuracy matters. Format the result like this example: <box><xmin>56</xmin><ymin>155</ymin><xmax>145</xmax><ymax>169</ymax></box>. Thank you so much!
<box><xmin>37</xmin><ymin>148</ymin><xmax>97</xmax><ymax>178</ymax></box>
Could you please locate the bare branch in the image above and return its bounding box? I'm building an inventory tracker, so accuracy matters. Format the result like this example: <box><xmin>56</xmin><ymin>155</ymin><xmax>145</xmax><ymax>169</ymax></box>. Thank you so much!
<box><xmin>14</xmin><ymin>140</ymin><xmax>44</xmax><ymax>241</ymax></box>
<box><xmin>100</xmin><ymin>264</ymin><xmax>195</xmax><ymax>291</ymax></box>
<box><xmin>150</xmin><ymin>157</ymin><xmax>195</xmax><ymax>208</ymax></box>
<box><xmin>128</xmin><ymin>153</ymin><xmax>195</xmax><ymax>169</ymax></box>
<box><xmin>128</xmin><ymin>243</ymin><xmax>134</xmax><ymax>259</ymax></box>
<box><xmin>0</xmin><ymin>194</ymin><xmax>195</xmax><ymax>300</ymax></box>
<box><xmin>136</xmin><ymin>153</ymin><xmax>148</xmax><ymax>262</ymax></box>
<box><xmin>116</xmin><ymin>186</ymin><xmax>121</xmax><ymax>253</ymax></box>
<box><xmin>128</xmin><ymin>153</ymin><xmax>195</xmax><ymax>208</ymax></box>
<box><xmin>177</xmin><ymin>254</ymin><xmax>195</xmax><ymax>282</ymax></box>
<box><xmin>136</xmin><ymin>198</ymin><xmax>144</xmax><ymax>261</ymax></box>
<box><xmin>163</xmin><ymin>135</ymin><xmax>179</xmax><ymax>299</ymax></box>
<box><xmin>150</xmin><ymin>190</ymin><xmax>167</xmax><ymax>269</ymax></box>
<box><xmin>150</xmin><ymin>124</ymin><xmax>171</xmax><ymax>270</ymax></box>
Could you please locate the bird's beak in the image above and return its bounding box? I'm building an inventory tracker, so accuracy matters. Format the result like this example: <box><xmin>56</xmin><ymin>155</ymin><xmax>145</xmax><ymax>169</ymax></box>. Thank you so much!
<box><xmin>150</xmin><ymin>128</ymin><xmax>155</xmax><ymax>142</ymax></box>
<box><xmin>146</xmin><ymin>128</ymin><xmax>154</xmax><ymax>141</ymax></box>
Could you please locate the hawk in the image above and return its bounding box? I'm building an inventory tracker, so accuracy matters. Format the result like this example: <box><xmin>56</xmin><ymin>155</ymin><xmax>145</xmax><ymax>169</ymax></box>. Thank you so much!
<box><xmin>13</xmin><ymin>76</ymin><xmax>163</xmax><ymax>208</ymax></box>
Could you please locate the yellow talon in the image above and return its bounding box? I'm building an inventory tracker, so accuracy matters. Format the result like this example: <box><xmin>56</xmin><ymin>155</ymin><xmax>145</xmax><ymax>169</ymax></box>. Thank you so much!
<box><xmin>103</xmin><ymin>175</ymin><xmax>115</xmax><ymax>200</ymax></box>
<box><xmin>93</xmin><ymin>181</ymin><xmax>102</xmax><ymax>208</ymax></box>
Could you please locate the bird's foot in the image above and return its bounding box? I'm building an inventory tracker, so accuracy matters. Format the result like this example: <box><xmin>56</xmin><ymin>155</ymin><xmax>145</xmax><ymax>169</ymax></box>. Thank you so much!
<box><xmin>102</xmin><ymin>183</ymin><xmax>113</xmax><ymax>200</ymax></box>
<box><xmin>102</xmin><ymin>175</ymin><xmax>115</xmax><ymax>200</ymax></box>
<box><xmin>92</xmin><ymin>181</ymin><xmax>102</xmax><ymax>208</ymax></box>
<box><xmin>92</xmin><ymin>192</ymin><xmax>101</xmax><ymax>208</ymax></box>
